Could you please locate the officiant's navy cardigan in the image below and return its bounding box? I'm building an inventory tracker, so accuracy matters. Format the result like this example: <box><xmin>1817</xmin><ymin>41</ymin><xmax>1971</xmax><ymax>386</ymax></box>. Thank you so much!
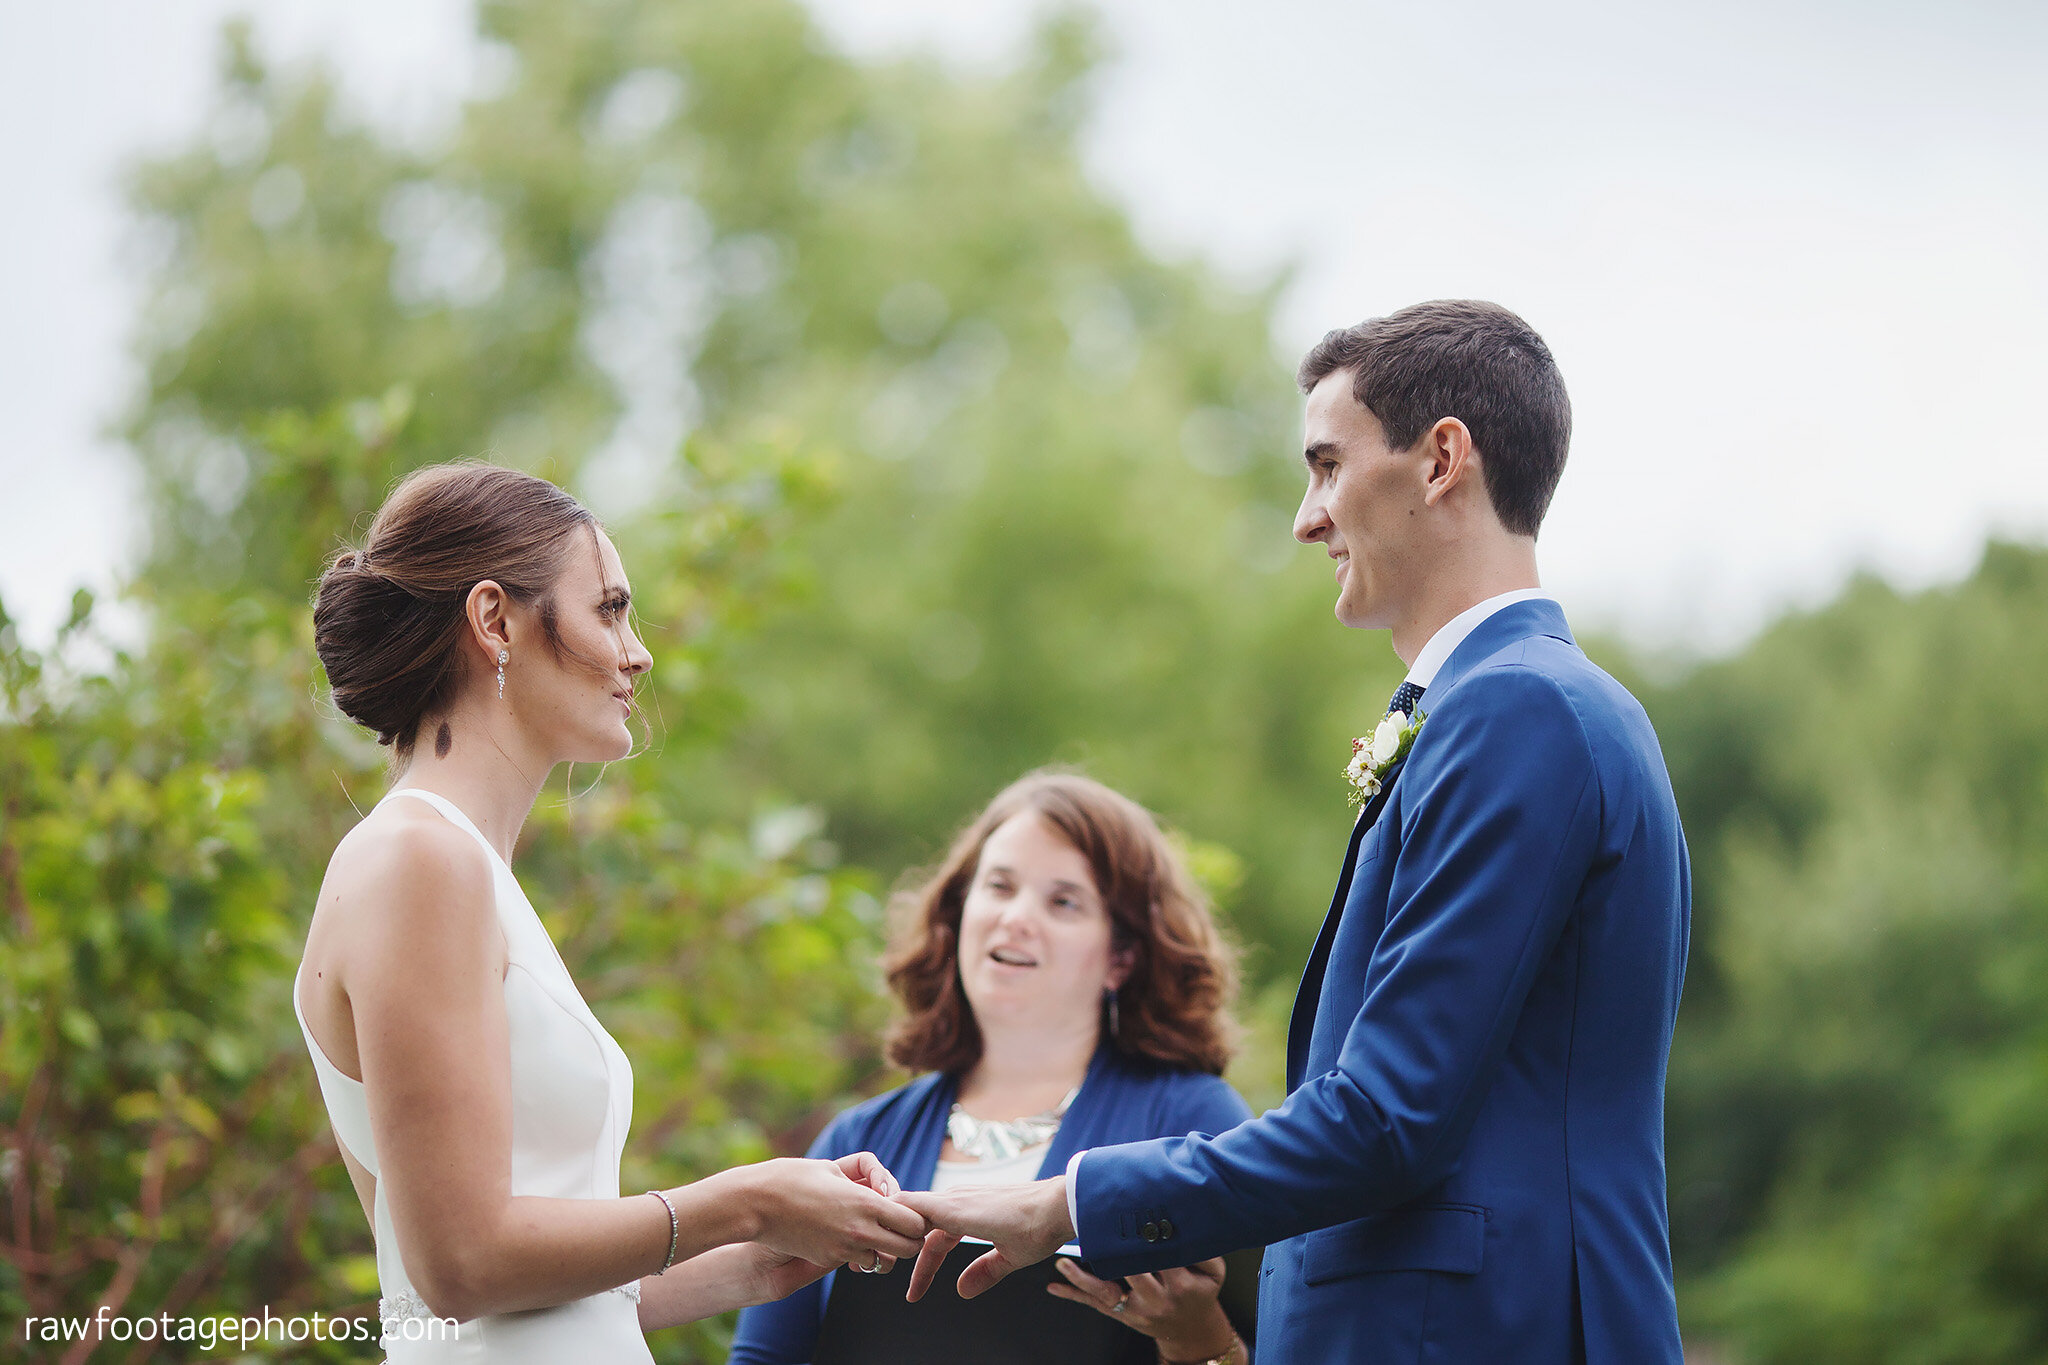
<box><xmin>727</xmin><ymin>1046</ymin><xmax>1251</xmax><ymax>1365</ymax></box>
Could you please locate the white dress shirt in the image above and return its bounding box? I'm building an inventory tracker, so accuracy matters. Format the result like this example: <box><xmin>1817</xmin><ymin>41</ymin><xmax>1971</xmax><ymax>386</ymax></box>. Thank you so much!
<box><xmin>1063</xmin><ymin>588</ymin><xmax>1560</xmax><ymax>1243</ymax></box>
<box><xmin>1402</xmin><ymin>587</ymin><xmax>1555</xmax><ymax>691</ymax></box>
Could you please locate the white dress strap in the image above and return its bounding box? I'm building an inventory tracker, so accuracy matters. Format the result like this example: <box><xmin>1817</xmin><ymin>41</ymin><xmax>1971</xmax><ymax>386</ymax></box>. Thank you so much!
<box><xmin>381</xmin><ymin>787</ymin><xmax>503</xmax><ymax>866</ymax></box>
<box><xmin>293</xmin><ymin>959</ymin><xmax>379</xmax><ymax>1176</ymax></box>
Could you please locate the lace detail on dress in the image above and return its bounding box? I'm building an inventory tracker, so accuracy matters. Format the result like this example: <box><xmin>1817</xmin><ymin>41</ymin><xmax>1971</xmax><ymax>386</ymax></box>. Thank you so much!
<box><xmin>380</xmin><ymin>1288</ymin><xmax>442</xmax><ymax>1324</ymax></box>
<box><xmin>378</xmin><ymin>1282</ymin><xmax>639</xmax><ymax>1325</ymax></box>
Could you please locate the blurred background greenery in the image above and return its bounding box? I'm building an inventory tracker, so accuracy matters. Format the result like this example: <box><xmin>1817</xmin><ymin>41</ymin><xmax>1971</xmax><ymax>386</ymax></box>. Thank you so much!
<box><xmin>4</xmin><ymin>1</ymin><xmax>2045</xmax><ymax>1360</ymax></box>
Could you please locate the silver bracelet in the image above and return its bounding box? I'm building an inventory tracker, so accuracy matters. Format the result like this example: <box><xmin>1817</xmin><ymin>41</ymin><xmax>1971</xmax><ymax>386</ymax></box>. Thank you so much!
<box><xmin>645</xmin><ymin>1189</ymin><xmax>680</xmax><ymax>1275</ymax></box>
<box><xmin>1161</xmin><ymin>1337</ymin><xmax>1245</xmax><ymax>1365</ymax></box>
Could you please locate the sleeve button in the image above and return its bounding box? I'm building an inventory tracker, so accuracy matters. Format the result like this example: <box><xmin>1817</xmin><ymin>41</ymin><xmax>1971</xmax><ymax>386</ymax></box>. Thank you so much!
<box><xmin>1140</xmin><ymin>1221</ymin><xmax>1160</xmax><ymax>1242</ymax></box>
<box><xmin>1157</xmin><ymin>1218</ymin><xmax>1175</xmax><ymax>1239</ymax></box>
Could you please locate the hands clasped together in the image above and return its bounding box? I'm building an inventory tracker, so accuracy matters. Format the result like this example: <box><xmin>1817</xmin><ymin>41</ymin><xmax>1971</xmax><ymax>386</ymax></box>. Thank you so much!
<box><xmin>750</xmin><ymin>1151</ymin><xmax>1068</xmax><ymax>1290</ymax></box>
<box><xmin>762</xmin><ymin>1156</ymin><xmax>1236</xmax><ymax>1359</ymax></box>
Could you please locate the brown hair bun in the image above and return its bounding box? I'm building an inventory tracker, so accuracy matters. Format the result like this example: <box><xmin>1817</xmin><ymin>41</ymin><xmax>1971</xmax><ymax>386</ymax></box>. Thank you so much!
<box><xmin>313</xmin><ymin>461</ymin><xmax>596</xmax><ymax>758</ymax></box>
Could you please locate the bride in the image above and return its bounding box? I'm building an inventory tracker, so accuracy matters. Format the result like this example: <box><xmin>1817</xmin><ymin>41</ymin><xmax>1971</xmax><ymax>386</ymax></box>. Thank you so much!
<box><xmin>294</xmin><ymin>461</ymin><xmax>925</xmax><ymax>1360</ymax></box>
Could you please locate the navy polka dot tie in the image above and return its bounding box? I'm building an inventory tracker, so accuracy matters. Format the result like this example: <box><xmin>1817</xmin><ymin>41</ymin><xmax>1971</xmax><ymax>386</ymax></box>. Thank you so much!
<box><xmin>1388</xmin><ymin>680</ymin><xmax>1427</xmax><ymax>719</ymax></box>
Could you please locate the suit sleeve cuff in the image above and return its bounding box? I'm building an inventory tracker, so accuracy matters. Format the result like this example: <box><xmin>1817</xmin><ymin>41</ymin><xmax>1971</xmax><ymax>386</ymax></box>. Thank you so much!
<box><xmin>1065</xmin><ymin>1148</ymin><xmax>1087</xmax><ymax>1249</ymax></box>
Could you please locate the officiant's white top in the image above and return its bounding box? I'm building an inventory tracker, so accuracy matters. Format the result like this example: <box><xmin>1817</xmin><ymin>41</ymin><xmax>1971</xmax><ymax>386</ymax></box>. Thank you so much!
<box><xmin>931</xmin><ymin>1141</ymin><xmax>1052</xmax><ymax>1191</ymax></box>
<box><xmin>294</xmin><ymin>787</ymin><xmax>652</xmax><ymax>1362</ymax></box>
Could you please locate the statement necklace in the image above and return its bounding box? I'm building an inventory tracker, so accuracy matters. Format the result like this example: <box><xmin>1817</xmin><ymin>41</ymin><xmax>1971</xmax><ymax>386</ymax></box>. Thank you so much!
<box><xmin>946</xmin><ymin>1086</ymin><xmax>1080</xmax><ymax>1163</ymax></box>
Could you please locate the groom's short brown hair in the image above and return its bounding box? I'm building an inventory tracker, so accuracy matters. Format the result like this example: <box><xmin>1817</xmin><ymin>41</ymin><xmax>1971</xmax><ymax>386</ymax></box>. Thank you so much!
<box><xmin>1297</xmin><ymin>299</ymin><xmax>1572</xmax><ymax>537</ymax></box>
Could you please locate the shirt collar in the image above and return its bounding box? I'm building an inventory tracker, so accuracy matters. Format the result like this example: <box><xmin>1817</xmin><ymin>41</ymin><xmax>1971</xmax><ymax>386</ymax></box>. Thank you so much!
<box><xmin>1405</xmin><ymin>588</ymin><xmax>1556</xmax><ymax>689</ymax></box>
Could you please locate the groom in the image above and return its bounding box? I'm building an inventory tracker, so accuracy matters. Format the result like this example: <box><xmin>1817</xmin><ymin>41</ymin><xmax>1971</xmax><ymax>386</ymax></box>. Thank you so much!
<box><xmin>900</xmin><ymin>300</ymin><xmax>1690</xmax><ymax>1363</ymax></box>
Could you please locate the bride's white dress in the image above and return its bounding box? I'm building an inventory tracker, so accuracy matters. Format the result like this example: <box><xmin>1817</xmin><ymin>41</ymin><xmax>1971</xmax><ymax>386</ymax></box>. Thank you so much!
<box><xmin>294</xmin><ymin>788</ymin><xmax>655</xmax><ymax>1362</ymax></box>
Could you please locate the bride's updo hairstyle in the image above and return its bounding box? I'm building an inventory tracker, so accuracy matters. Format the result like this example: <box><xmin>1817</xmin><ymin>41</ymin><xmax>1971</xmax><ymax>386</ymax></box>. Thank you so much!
<box><xmin>314</xmin><ymin>461</ymin><xmax>599</xmax><ymax>759</ymax></box>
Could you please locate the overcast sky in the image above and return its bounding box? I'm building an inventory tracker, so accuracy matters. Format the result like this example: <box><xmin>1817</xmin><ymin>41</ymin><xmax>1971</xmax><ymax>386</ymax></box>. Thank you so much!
<box><xmin>3</xmin><ymin>0</ymin><xmax>2044</xmax><ymax>653</ymax></box>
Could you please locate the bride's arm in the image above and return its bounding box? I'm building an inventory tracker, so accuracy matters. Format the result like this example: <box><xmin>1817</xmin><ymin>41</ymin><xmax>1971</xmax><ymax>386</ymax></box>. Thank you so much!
<box><xmin>636</xmin><ymin>1152</ymin><xmax>906</xmax><ymax>1331</ymax></box>
<box><xmin>342</xmin><ymin>819</ymin><xmax>922</xmax><ymax>1321</ymax></box>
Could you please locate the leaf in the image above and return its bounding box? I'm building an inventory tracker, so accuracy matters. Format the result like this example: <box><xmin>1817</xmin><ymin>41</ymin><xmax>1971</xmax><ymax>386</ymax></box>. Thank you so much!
<box><xmin>60</xmin><ymin>1008</ymin><xmax>102</xmax><ymax>1050</ymax></box>
<box><xmin>61</xmin><ymin>587</ymin><xmax>96</xmax><ymax>636</ymax></box>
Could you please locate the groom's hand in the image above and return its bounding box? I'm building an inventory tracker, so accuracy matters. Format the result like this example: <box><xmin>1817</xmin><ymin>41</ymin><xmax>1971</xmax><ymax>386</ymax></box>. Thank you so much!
<box><xmin>896</xmin><ymin>1176</ymin><xmax>1074</xmax><ymax>1301</ymax></box>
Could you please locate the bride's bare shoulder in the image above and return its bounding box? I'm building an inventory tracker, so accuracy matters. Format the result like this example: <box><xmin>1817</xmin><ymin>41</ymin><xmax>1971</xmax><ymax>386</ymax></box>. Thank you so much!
<box><xmin>314</xmin><ymin>799</ymin><xmax>496</xmax><ymax>949</ymax></box>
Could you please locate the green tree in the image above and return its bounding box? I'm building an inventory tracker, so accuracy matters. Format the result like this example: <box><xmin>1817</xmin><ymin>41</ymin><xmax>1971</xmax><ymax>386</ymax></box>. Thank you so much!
<box><xmin>1646</xmin><ymin>544</ymin><xmax>2048</xmax><ymax>1362</ymax></box>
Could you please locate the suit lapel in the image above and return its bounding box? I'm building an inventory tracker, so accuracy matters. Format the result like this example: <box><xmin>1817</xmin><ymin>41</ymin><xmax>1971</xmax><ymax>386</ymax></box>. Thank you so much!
<box><xmin>1286</xmin><ymin>761</ymin><xmax>1403</xmax><ymax>1089</ymax></box>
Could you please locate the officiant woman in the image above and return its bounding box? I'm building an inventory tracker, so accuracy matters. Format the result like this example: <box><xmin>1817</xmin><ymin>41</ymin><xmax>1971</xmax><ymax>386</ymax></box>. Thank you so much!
<box><xmin>729</xmin><ymin>771</ymin><xmax>1255</xmax><ymax>1365</ymax></box>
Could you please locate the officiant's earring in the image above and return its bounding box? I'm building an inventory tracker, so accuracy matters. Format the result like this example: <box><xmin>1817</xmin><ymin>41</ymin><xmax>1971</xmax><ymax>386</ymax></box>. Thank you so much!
<box><xmin>1105</xmin><ymin>987</ymin><xmax>1121</xmax><ymax>1042</ymax></box>
<box><xmin>497</xmin><ymin>648</ymin><xmax>509</xmax><ymax>700</ymax></box>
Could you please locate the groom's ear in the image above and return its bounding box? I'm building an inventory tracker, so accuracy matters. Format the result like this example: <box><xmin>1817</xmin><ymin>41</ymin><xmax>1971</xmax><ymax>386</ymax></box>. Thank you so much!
<box><xmin>1419</xmin><ymin>417</ymin><xmax>1478</xmax><ymax>510</ymax></box>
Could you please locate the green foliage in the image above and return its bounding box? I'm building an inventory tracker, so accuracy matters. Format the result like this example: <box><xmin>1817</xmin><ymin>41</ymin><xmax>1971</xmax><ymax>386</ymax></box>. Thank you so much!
<box><xmin>671</xmin><ymin>14</ymin><xmax>1379</xmax><ymax>975</ymax></box>
<box><xmin>1647</xmin><ymin>545</ymin><xmax>2048</xmax><ymax>1361</ymax></box>
<box><xmin>2</xmin><ymin>588</ymin><xmax>358</xmax><ymax>1358</ymax></box>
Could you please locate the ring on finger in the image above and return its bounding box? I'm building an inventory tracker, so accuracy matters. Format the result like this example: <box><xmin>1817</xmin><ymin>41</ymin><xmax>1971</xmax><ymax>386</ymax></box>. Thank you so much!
<box><xmin>1110</xmin><ymin>1291</ymin><xmax>1129</xmax><ymax>1315</ymax></box>
<box><xmin>860</xmin><ymin>1251</ymin><xmax>882</xmax><ymax>1273</ymax></box>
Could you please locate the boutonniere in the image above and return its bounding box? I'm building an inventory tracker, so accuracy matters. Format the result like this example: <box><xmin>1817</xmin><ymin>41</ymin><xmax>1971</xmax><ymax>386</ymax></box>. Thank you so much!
<box><xmin>1344</xmin><ymin>709</ymin><xmax>1426</xmax><ymax>809</ymax></box>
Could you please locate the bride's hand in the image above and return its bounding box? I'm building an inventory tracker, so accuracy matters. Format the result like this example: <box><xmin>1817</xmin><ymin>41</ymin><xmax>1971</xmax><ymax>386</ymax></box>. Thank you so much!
<box><xmin>832</xmin><ymin>1152</ymin><xmax>905</xmax><ymax>1273</ymax></box>
<box><xmin>835</xmin><ymin>1150</ymin><xmax>901</xmax><ymax>1197</ymax></box>
<box><xmin>741</xmin><ymin>1155</ymin><xmax>927</xmax><ymax>1270</ymax></box>
<box><xmin>735</xmin><ymin>1243</ymin><xmax>836</xmax><ymax>1304</ymax></box>
<box><xmin>636</xmin><ymin>1240</ymin><xmax>836</xmax><ymax>1327</ymax></box>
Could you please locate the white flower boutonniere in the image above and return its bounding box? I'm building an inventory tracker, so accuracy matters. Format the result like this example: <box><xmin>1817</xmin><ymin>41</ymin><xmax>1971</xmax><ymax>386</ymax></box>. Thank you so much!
<box><xmin>1344</xmin><ymin>708</ymin><xmax>1426</xmax><ymax>809</ymax></box>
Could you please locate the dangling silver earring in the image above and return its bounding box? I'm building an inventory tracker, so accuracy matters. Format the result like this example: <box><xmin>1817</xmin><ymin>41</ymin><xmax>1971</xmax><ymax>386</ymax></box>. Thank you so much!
<box><xmin>497</xmin><ymin>648</ymin><xmax>509</xmax><ymax>700</ymax></box>
<box><xmin>1105</xmin><ymin>987</ymin><xmax>1121</xmax><ymax>1042</ymax></box>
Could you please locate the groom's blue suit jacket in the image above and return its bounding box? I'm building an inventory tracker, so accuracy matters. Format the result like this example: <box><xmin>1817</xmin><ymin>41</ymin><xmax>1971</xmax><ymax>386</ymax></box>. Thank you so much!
<box><xmin>1075</xmin><ymin>600</ymin><xmax>1690</xmax><ymax>1364</ymax></box>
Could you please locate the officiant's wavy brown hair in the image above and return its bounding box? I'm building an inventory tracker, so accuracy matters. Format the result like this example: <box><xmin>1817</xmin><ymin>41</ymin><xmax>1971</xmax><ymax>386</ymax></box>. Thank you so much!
<box><xmin>884</xmin><ymin>771</ymin><xmax>1241</xmax><ymax>1076</ymax></box>
<box><xmin>313</xmin><ymin>461</ymin><xmax>610</xmax><ymax>759</ymax></box>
